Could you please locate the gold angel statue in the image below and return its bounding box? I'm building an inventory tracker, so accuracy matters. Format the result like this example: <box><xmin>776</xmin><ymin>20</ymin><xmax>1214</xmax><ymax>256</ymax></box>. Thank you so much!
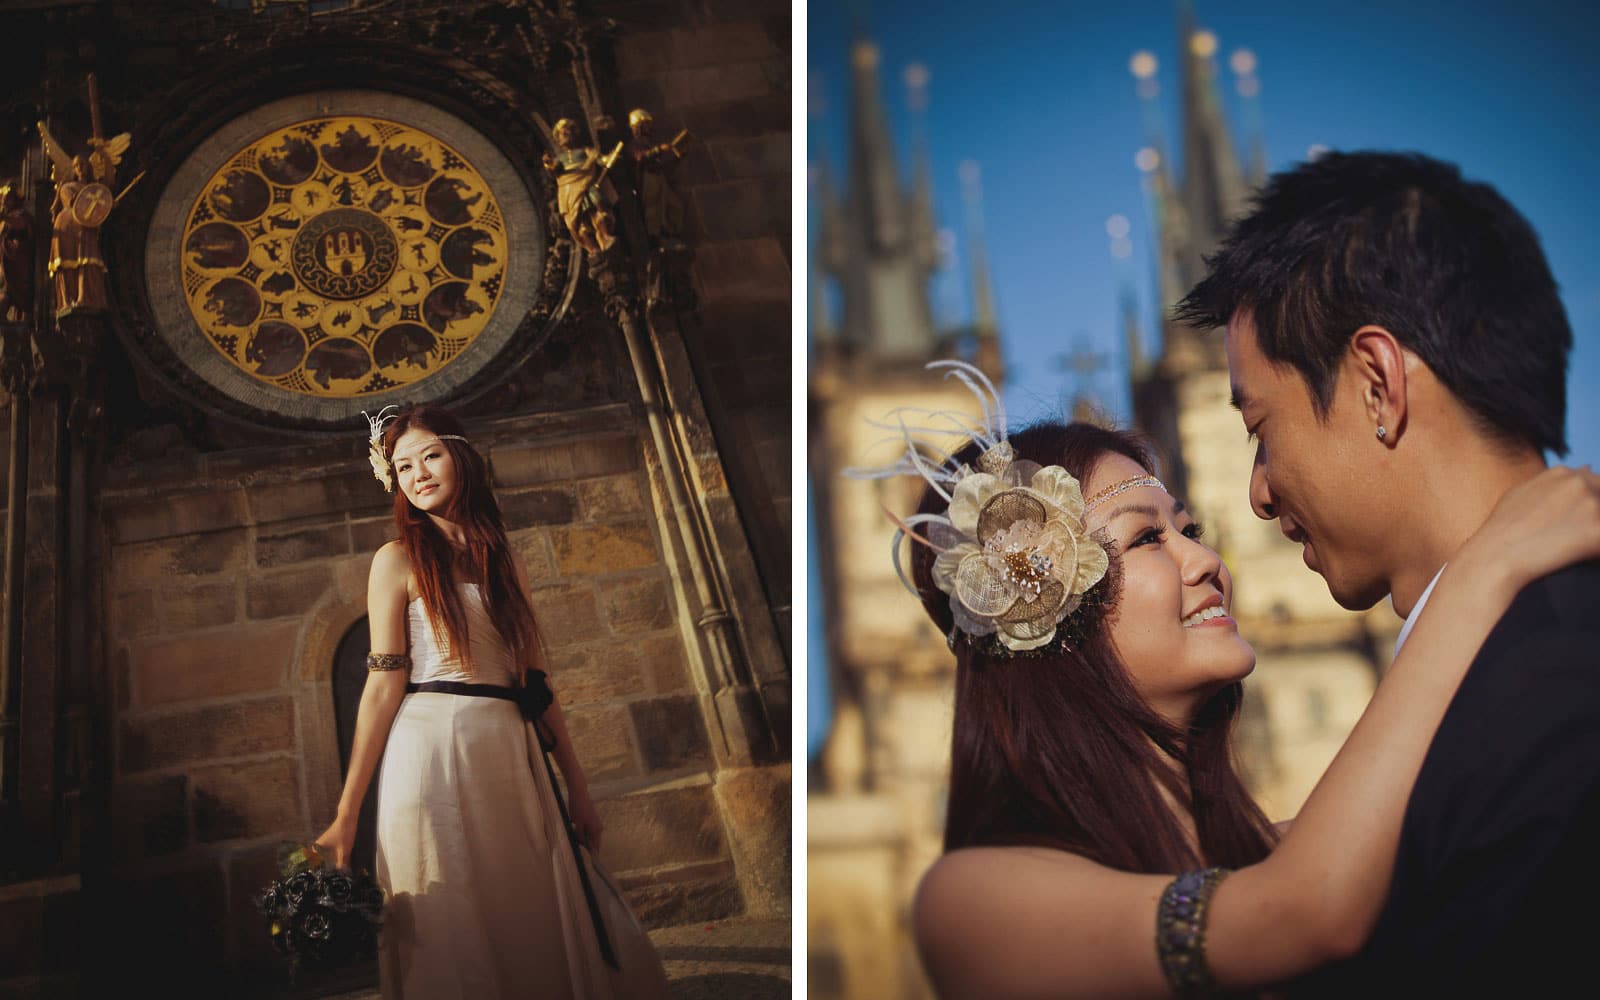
<box><xmin>38</xmin><ymin>120</ymin><xmax>132</xmax><ymax>314</ymax></box>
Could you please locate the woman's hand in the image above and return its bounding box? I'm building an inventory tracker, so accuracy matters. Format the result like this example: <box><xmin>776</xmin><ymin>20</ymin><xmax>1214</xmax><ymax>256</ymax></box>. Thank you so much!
<box><xmin>314</xmin><ymin>814</ymin><xmax>357</xmax><ymax>870</ymax></box>
<box><xmin>569</xmin><ymin>788</ymin><xmax>605</xmax><ymax>853</ymax></box>
<box><xmin>1457</xmin><ymin>465</ymin><xmax>1600</xmax><ymax>599</ymax></box>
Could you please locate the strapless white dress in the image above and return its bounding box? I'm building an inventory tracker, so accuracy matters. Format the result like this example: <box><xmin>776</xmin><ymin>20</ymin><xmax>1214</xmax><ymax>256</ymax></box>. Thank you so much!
<box><xmin>375</xmin><ymin>584</ymin><xmax>669</xmax><ymax>999</ymax></box>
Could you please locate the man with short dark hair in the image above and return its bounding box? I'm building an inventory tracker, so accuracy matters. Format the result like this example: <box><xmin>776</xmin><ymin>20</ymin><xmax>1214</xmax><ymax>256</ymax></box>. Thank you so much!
<box><xmin>1177</xmin><ymin>150</ymin><xmax>1600</xmax><ymax>993</ymax></box>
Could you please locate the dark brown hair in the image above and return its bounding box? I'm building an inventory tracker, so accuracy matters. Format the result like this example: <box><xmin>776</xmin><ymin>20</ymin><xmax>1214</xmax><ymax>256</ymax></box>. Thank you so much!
<box><xmin>382</xmin><ymin>404</ymin><xmax>543</xmax><ymax>674</ymax></box>
<box><xmin>1175</xmin><ymin>150</ymin><xmax>1570</xmax><ymax>457</ymax></box>
<box><xmin>912</xmin><ymin>421</ymin><xmax>1276</xmax><ymax>873</ymax></box>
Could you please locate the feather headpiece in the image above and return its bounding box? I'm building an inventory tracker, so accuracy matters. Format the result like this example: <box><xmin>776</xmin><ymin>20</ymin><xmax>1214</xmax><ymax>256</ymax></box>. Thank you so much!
<box><xmin>844</xmin><ymin>361</ymin><xmax>1116</xmax><ymax>653</ymax></box>
<box><xmin>362</xmin><ymin>406</ymin><xmax>400</xmax><ymax>492</ymax></box>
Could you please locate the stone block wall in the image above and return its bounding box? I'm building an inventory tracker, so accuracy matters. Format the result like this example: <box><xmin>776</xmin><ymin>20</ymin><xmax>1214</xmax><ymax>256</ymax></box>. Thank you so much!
<box><xmin>613</xmin><ymin>0</ymin><xmax>794</xmax><ymax>691</ymax></box>
<box><xmin>94</xmin><ymin>404</ymin><xmax>747</xmax><ymax>985</ymax></box>
<box><xmin>607</xmin><ymin>0</ymin><xmax>796</xmax><ymax>922</ymax></box>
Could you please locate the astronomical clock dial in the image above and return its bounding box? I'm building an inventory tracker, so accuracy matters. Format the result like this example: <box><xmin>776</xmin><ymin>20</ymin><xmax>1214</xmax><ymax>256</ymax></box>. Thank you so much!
<box><xmin>144</xmin><ymin>92</ymin><xmax>542</xmax><ymax>429</ymax></box>
<box><xmin>179</xmin><ymin>114</ymin><xmax>507</xmax><ymax>397</ymax></box>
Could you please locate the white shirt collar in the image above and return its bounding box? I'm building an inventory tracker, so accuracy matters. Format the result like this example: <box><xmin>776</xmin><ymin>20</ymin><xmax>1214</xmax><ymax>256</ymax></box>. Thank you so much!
<box><xmin>1394</xmin><ymin>564</ymin><xmax>1447</xmax><ymax>656</ymax></box>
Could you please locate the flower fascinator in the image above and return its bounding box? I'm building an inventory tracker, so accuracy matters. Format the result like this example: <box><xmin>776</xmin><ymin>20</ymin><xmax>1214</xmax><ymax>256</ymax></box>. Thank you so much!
<box><xmin>362</xmin><ymin>406</ymin><xmax>400</xmax><ymax>492</ymax></box>
<box><xmin>845</xmin><ymin>361</ymin><xmax>1110</xmax><ymax>653</ymax></box>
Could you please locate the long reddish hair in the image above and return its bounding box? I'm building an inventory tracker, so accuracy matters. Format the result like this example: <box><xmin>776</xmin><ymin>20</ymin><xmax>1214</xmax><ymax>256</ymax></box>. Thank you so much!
<box><xmin>911</xmin><ymin>421</ymin><xmax>1276</xmax><ymax>872</ymax></box>
<box><xmin>381</xmin><ymin>404</ymin><xmax>543</xmax><ymax>674</ymax></box>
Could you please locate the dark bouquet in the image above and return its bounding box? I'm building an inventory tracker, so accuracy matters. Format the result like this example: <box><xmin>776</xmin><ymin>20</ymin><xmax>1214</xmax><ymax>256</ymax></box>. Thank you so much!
<box><xmin>254</xmin><ymin>842</ymin><xmax>384</xmax><ymax>978</ymax></box>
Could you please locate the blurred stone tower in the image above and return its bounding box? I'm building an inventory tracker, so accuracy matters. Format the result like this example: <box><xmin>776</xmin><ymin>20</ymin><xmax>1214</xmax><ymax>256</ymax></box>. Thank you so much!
<box><xmin>807</xmin><ymin>33</ymin><xmax>1003</xmax><ymax>1000</ymax></box>
<box><xmin>1127</xmin><ymin>2</ymin><xmax>1400</xmax><ymax>820</ymax></box>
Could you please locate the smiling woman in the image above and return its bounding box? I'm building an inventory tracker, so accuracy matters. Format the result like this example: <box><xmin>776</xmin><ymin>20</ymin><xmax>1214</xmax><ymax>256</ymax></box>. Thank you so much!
<box><xmin>906</xmin><ymin>418</ymin><xmax>1273</xmax><ymax>875</ymax></box>
<box><xmin>850</xmin><ymin>362</ymin><xmax>1600</xmax><ymax>999</ymax></box>
<box><xmin>1083</xmin><ymin>451</ymin><xmax>1257</xmax><ymax>726</ymax></box>
<box><xmin>312</xmin><ymin>403</ymin><xmax>672</xmax><ymax>999</ymax></box>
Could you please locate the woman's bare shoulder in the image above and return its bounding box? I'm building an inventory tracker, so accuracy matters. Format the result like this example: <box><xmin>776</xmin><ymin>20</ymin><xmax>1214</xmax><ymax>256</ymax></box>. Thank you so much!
<box><xmin>369</xmin><ymin>540</ymin><xmax>415</xmax><ymax>601</ymax></box>
<box><xmin>916</xmin><ymin>846</ymin><xmax>1099</xmax><ymax>927</ymax></box>
<box><xmin>921</xmin><ymin>845</ymin><xmax>1096</xmax><ymax>891</ymax></box>
<box><xmin>371</xmin><ymin>539</ymin><xmax>409</xmax><ymax>571</ymax></box>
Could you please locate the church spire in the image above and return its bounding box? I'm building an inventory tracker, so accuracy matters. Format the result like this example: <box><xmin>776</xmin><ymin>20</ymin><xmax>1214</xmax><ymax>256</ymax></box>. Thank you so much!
<box><xmin>1176</xmin><ymin>0</ymin><xmax>1248</xmax><ymax>273</ymax></box>
<box><xmin>847</xmin><ymin>38</ymin><xmax>907</xmax><ymax>255</ymax></box>
<box><xmin>905</xmin><ymin>62</ymin><xmax>939</xmax><ymax>276</ymax></box>
<box><xmin>822</xmin><ymin>33</ymin><xmax>940</xmax><ymax>362</ymax></box>
<box><xmin>958</xmin><ymin>159</ymin><xmax>1004</xmax><ymax>383</ymax></box>
<box><xmin>1130</xmin><ymin>50</ymin><xmax>1189</xmax><ymax>326</ymax></box>
<box><xmin>811</xmin><ymin>70</ymin><xmax>849</xmax><ymax>355</ymax></box>
<box><xmin>1137</xmin><ymin>145</ymin><xmax>1188</xmax><ymax>326</ymax></box>
<box><xmin>810</xmin><ymin>164</ymin><xmax>840</xmax><ymax>356</ymax></box>
<box><xmin>1128</xmin><ymin>3</ymin><xmax>1250</xmax><ymax>384</ymax></box>
<box><xmin>1121</xmin><ymin>284</ymin><xmax>1147</xmax><ymax>382</ymax></box>
<box><xmin>1228</xmin><ymin>46</ymin><xmax>1268</xmax><ymax>187</ymax></box>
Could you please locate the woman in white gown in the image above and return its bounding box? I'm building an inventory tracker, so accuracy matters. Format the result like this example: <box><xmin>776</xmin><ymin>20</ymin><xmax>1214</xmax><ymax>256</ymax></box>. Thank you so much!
<box><xmin>316</xmin><ymin>403</ymin><xmax>669</xmax><ymax>1000</ymax></box>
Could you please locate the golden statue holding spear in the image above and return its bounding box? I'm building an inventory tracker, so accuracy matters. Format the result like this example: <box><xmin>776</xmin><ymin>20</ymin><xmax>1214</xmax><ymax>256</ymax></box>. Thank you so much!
<box><xmin>38</xmin><ymin>74</ymin><xmax>138</xmax><ymax>315</ymax></box>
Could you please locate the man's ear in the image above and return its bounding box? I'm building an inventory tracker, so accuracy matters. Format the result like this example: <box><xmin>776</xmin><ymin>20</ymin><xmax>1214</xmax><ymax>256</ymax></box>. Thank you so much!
<box><xmin>1349</xmin><ymin>325</ymin><xmax>1407</xmax><ymax>445</ymax></box>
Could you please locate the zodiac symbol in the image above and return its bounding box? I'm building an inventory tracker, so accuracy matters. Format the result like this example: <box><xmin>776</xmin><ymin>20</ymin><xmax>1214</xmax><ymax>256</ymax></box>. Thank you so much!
<box><xmin>366</xmin><ymin>298</ymin><xmax>396</xmax><ymax>324</ymax></box>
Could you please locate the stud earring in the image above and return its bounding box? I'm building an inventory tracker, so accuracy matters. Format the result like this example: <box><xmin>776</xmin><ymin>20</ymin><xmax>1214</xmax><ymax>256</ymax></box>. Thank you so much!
<box><xmin>1377</xmin><ymin>425</ymin><xmax>1387</xmax><ymax>441</ymax></box>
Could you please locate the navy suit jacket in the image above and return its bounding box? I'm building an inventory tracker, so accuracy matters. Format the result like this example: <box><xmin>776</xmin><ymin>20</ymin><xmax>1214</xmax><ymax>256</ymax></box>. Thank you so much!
<box><xmin>1293</xmin><ymin>561</ymin><xmax>1600</xmax><ymax>995</ymax></box>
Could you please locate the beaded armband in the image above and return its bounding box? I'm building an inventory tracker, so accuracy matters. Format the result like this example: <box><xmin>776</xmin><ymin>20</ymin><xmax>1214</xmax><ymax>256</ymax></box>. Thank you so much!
<box><xmin>1156</xmin><ymin>866</ymin><xmax>1231</xmax><ymax>996</ymax></box>
<box><xmin>366</xmin><ymin>652</ymin><xmax>410</xmax><ymax>672</ymax></box>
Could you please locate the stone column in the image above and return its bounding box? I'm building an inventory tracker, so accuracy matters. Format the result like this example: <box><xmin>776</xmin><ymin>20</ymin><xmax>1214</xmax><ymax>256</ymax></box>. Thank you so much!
<box><xmin>559</xmin><ymin>16</ymin><xmax>792</xmax><ymax>917</ymax></box>
<box><xmin>13</xmin><ymin>308</ymin><xmax>108</xmax><ymax>874</ymax></box>
<box><xmin>590</xmin><ymin>250</ymin><xmax>790</xmax><ymax>917</ymax></box>
<box><xmin>17</xmin><ymin>379</ymin><xmax>65</xmax><ymax>870</ymax></box>
<box><xmin>590</xmin><ymin>253</ymin><xmax>775</xmax><ymax>761</ymax></box>
<box><xmin>646</xmin><ymin>275</ymin><xmax>790</xmax><ymax>739</ymax></box>
<box><xmin>0</xmin><ymin>323</ymin><xmax>28</xmax><ymax>824</ymax></box>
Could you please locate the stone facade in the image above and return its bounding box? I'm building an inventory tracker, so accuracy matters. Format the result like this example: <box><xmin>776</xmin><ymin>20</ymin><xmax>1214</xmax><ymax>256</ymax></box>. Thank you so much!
<box><xmin>804</xmin><ymin>22</ymin><xmax>982</xmax><ymax>997</ymax></box>
<box><xmin>0</xmin><ymin>0</ymin><xmax>791</xmax><ymax>994</ymax></box>
<box><xmin>616</xmin><ymin>10</ymin><xmax>794</xmax><ymax>665</ymax></box>
<box><xmin>808</xmin><ymin>370</ymin><xmax>977</xmax><ymax>1000</ymax></box>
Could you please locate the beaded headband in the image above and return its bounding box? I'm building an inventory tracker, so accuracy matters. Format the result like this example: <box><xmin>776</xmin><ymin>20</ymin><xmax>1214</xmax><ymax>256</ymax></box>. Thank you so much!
<box><xmin>844</xmin><ymin>361</ymin><xmax>1111</xmax><ymax>653</ymax></box>
<box><xmin>1084</xmin><ymin>474</ymin><xmax>1166</xmax><ymax>515</ymax></box>
<box><xmin>361</xmin><ymin>405</ymin><xmax>469</xmax><ymax>493</ymax></box>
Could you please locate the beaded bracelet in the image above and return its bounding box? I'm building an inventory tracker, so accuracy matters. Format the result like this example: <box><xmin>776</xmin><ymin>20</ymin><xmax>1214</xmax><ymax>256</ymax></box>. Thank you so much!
<box><xmin>366</xmin><ymin>651</ymin><xmax>410</xmax><ymax>672</ymax></box>
<box><xmin>1156</xmin><ymin>866</ymin><xmax>1231</xmax><ymax>996</ymax></box>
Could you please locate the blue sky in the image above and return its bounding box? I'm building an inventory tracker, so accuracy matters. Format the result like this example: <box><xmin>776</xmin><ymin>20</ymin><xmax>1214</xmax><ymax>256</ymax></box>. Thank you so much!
<box><xmin>807</xmin><ymin>0</ymin><xmax>1600</xmax><ymax>756</ymax></box>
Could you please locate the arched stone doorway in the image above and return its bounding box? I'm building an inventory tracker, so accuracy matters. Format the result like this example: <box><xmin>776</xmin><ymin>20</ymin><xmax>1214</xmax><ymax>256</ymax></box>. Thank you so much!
<box><xmin>331</xmin><ymin>616</ymin><xmax>379</xmax><ymax>874</ymax></box>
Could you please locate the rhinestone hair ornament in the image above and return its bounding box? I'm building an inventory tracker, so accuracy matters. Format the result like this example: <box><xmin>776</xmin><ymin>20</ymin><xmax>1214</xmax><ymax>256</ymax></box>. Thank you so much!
<box><xmin>843</xmin><ymin>361</ymin><xmax>1113</xmax><ymax>653</ymax></box>
<box><xmin>1083</xmin><ymin>475</ymin><xmax>1166</xmax><ymax>514</ymax></box>
<box><xmin>361</xmin><ymin>405</ymin><xmax>470</xmax><ymax>493</ymax></box>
